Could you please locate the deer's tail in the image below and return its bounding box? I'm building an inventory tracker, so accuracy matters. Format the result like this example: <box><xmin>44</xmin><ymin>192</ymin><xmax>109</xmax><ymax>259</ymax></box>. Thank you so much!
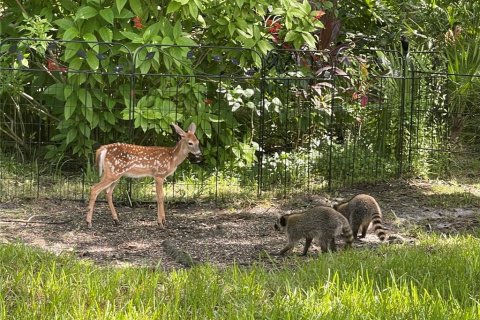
<box><xmin>96</xmin><ymin>147</ymin><xmax>107</xmax><ymax>177</ymax></box>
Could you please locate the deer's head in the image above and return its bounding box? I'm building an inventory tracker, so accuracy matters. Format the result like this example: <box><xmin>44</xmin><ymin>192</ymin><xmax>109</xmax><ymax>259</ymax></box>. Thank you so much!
<box><xmin>172</xmin><ymin>123</ymin><xmax>203</xmax><ymax>163</ymax></box>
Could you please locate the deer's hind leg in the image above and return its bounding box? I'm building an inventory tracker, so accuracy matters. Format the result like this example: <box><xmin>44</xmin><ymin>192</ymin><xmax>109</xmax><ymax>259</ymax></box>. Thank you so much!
<box><xmin>105</xmin><ymin>180</ymin><xmax>120</xmax><ymax>225</ymax></box>
<box><xmin>86</xmin><ymin>177</ymin><xmax>118</xmax><ymax>228</ymax></box>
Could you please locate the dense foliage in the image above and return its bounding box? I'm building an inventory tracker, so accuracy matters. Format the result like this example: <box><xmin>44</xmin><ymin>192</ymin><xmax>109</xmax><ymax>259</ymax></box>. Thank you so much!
<box><xmin>1</xmin><ymin>0</ymin><xmax>480</xmax><ymax>186</ymax></box>
<box><xmin>0</xmin><ymin>0</ymin><xmax>327</xmax><ymax>166</ymax></box>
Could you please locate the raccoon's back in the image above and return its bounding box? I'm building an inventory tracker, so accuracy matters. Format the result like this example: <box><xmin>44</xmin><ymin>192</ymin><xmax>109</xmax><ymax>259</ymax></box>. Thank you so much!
<box><xmin>303</xmin><ymin>207</ymin><xmax>354</xmax><ymax>247</ymax></box>
<box><xmin>346</xmin><ymin>195</ymin><xmax>381</xmax><ymax>221</ymax></box>
<box><xmin>344</xmin><ymin>194</ymin><xmax>386</xmax><ymax>241</ymax></box>
<box><xmin>301</xmin><ymin>207</ymin><xmax>349</xmax><ymax>235</ymax></box>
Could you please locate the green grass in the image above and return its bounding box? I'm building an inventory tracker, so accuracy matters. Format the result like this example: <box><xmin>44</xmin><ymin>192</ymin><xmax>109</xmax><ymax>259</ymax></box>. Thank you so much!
<box><xmin>1</xmin><ymin>233</ymin><xmax>480</xmax><ymax>319</ymax></box>
<box><xmin>421</xmin><ymin>182</ymin><xmax>480</xmax><ymax>208</ymax></box>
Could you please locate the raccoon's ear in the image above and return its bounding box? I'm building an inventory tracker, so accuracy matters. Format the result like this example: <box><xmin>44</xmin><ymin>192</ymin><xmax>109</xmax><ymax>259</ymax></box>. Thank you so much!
<box><xmin>279</xmin><ymin>216</ymin><xmax>287</xmax><ymax>227</ymax></box>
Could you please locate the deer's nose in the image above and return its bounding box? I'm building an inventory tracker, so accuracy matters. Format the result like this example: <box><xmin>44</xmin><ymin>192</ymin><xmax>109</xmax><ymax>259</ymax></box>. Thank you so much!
<box><xmin>188</xmin><ymin>152</ymin><xmax>203</xmax><ymax>164</ymax></box>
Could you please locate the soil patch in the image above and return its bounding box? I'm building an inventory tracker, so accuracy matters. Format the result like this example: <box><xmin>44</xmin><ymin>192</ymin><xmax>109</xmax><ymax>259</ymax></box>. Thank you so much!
<box><xmin>1</xmin><ymin>180</ymin><xmax>479</xmax><ymax>269</ymax></box>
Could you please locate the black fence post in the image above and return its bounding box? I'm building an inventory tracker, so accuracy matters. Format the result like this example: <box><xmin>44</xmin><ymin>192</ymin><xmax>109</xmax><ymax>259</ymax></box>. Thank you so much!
<box><xmin>257</xmin><ymin>54</ymin><xmax>266</xmax><ymax>198</ymax></box>
<box><xmin>397</xmin><ymin>36</ymin><xmax>409</xmax><ymax>178</ymax></box>
<box><xmin>407</xmin><ymin>54</ymin><xmax>416</xmax><ymax>173</ymax></box>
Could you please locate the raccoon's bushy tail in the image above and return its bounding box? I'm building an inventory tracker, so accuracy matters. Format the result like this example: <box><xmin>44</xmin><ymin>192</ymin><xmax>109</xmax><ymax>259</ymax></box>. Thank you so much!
<box><xmin>372</xmin><ymin>211</ymin><xmax>387</xmax><ymax>241</ymax></box>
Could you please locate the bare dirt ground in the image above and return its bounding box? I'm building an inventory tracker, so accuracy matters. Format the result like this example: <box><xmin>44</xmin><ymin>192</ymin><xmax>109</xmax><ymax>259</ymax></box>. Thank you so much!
<box><xmin>1</xmin><ymin>180</ymin><xmax>479</xmax><ymax>270</ymax></box>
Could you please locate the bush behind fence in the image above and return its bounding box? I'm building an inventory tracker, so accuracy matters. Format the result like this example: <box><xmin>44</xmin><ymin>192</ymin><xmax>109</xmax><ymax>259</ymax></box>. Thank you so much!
<box><xmin>1</xmin><ymin>38</ymin><xmax>478</xmax><ymax>202</ymax></box>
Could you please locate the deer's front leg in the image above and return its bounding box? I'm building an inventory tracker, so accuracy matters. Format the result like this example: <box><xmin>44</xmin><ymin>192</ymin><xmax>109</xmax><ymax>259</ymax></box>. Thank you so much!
<box><xmin>154</xmin><ymin>176</ymin><xmax>166</xmax><ymax>227</ymax></box>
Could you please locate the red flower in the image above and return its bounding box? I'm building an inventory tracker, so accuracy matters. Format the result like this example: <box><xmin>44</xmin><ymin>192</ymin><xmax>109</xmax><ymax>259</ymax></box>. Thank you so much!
<box><xmin>47</xmin><ymin>58</ymin><xmax>58</xmax><ymax>70</ymax></box>
<box><xmin>314</xmin><ymin>10</ymin><xmax>326</xmax><ymax>20</ymax></box>
<box><xmin>360</xmin><ymin>95</ymin><xmax>368</xmax><ymax>107</ymax></box>
<box><xmin>268</xmin><ymin>22</ymin><xmax>281</xmax><ymax>34</ymax></box>
<box><xmin>132</xmin><ymin>16</ymin><xmax>143</xmax><ymax>30</ymax></box>
<box><xmin>46</xmin><ymin>58</ymin><xmax>68</xmax><ymax>72</ymax></box>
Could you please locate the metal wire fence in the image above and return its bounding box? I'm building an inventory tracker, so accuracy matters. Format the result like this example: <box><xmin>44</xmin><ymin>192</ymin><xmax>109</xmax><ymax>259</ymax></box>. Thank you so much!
<box><xmin>1</xmin><ymin>38</ymin><xmax>478</xmax><ymax>202</ymax></box>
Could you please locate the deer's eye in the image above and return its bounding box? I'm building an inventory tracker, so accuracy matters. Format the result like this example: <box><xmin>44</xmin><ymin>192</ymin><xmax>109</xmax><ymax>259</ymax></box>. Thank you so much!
<box><xmin>188</xmin><ymin>141</ymin><xmax>194</xmax><ymax>146</ymax></box>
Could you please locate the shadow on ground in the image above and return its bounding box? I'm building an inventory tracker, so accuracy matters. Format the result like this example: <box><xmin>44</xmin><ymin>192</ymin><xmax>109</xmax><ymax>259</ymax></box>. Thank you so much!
<box><xmin>1</xmin><ymin>180</ymin><xmax>479</xmax><ymax>269</ymax></box>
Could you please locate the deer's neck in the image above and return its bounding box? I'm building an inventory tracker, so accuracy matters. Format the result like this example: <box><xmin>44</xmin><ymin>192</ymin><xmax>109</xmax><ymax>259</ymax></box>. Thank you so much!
<box><xmin>171</xmin><ymin>140</ymin><xmax>189</xmax><ymax>166</ymax></box>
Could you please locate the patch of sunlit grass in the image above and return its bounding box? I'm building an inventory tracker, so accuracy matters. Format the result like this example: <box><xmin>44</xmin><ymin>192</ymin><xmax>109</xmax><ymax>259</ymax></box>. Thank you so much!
<box><xmin>1</xmin><ymin>232</ymin><xmax>480</xmax><ymax>319</ymax></box>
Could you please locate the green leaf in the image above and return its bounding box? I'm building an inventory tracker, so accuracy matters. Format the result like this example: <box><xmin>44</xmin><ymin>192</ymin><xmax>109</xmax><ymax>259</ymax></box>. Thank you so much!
<box><xmin>86</xmin><ymin>110</ymin><xmax>99</xmax><ymax>128</ymax></box>
<box><xmin>256</xmin><ymin>39</ymin><xmax>273</xmax><ymax>55</ymax></box>
<box><xmin>197</xmin><ymin>13</ymin><xmax>206</xmax><ymax>27</ymax></box>
<box><xmin>120</xmin><ymin>31</ymin><xmax>141</xmax><ymax>41</ymax></box>
<box><xmin>66</xmin><ymin>128</ymin><xmax>77</xmax><ymax>145</ymax></box>
<box><xmin>78</xmin><ymin>122</ymin><xmax>91</xmax><ymax>137</ymax></box>
<box><xmin>173</xmin><ymin>21</ymin><xmax>182</xmax><ymax>40</ymax></box>
<box><xmin>99</xmin><ymin>8</ymin><xmax>114</xmax><ymax>24</ymax></box>
<box><xmin>251</xmin><ymin>51</ymin><xmax>261</xmax><ymax>67</ymax></box>
<box><xmin>228</xmin><ymin>23</ymin><xmax>236</xmax><ymax>37</ymax></box>
<box><xmin>78</xmin><ymin>88</ymin><xmax>93</xmax><ymax>109</ymax></box>
<box><xmin>129</xmin><ymin>0</ymin><xmax>143</xmax><ymax>17</ymax></box>
<box><xmin>166</xmin><ymin>1</ymin><xmax>181</xmax><ymax>14</ymax></box>
<box><xmin>59</xmin><ymin>0</ymin><xmax>77</xmax><ymax>12</ymax></box>
<box><xmin>139</xmin><ymin>60</ymin><xmax>151</xmax><ymax>74</ymax></box>
<box><xmin>86</xmin><ymin>51</ymin><xmax>99</xmax><ymax>70</ymax></box>
<box><xmin>63</xmin><ymin>26</ymin><xmax>79</xmax><ymax>40</ymax></box>
<box><xmin>146</xmin><ymin>22</ymin><xmax>162</xmax><ymax>37</ymax></box>
<box><xmin>83</xmin><ymin>33</ymin><xmax>97</xmax><ymax>43</ymax></box>
<box><xmin>104</xmin><ymin>112</ymin><xmax>116</xmax><ymax>125</ymax></box>
<box><xmin>162</xmin><ymin>37</ymin><xmax>174</xmax><ymax>45</ymax></box>
<box><xmin>143</xmin><ymin>28</ymin><xmax>153</xmax><ymax>42</ymax></box>
<box><xmin>301</xmin><ymin>32</ymin><xmax>316</xmax><ymax>49</ymax></box>
<box><xmin>44</xmin><ymin>83</ymin><xmax>65</xmax><ymax>98</ymax></box>
<box><xmin>253</xmin><ymin>25</ymin><xmax>261</xmax><ymax>41</ymax></box>
<box><xmin>117</xmin><ymin>8</ymin><xmax>135</xmax><ymax>19</ymax></box>
<box><xmin>76</xmin><ymin>6</ymin><xmax>98</xmax><ymax>20</ymax></box>
<box><xmin>64</xmin><ymin>85</ymin><xmax>73</xmax><ymax>100</ymax></box>
<box><xmin>284</xmin><ymin>30</ymin><xmax>297</xmax><ymax>42</ymax></box>
<box><xmin>176</xmin><ymin>36</ymin><xmax>197</xmax><ymax>46</ymax></box>
<box><xmin>54</xmin><ymin>18</ymin><xmax>74</xmax><ymax>30</ymax></box>
<box><xmin>242</xmin><ymin>37</ymin><xmax>255</xmax><ymax>49</ymax></box>
<box><xmin>98</xmin><ymin>27</ymin><xmax>113</xmax><ymax>42</ymax></box>
<box><xmin>235</xmin><ymin>18</ymin><xmax>248</xmax><ymax>30</ymax></box>
<box><xmin>163</xmin><ymin>55</ymin><xmax>172</xmax><ymax>69</ymax></box>
<box><xmin>65</xmin><ymin>96</ymin><xmax>77</xmax><ymax>120</ymax></box>
<box><xmin>69</xmin><ymin>57</ymin><xmax>83</xmax><ymax>70</ymax></box>
<box><xmin>217</xmin><ymin>17</ymin><xmax>229</xmax><ymax>26</ymax></box>
<box><xmin>64</xmin><ymin>42</ymin><xmax>82</xmax><ymax>60</ymax></box>
<box><xmin>188</xmin><ymin>1</ymin><xmax>198</xmax><ymax>19</ymax></box>
<box><xmin>105</xmin><ymin>97</ymin><xmax>116</xmax><ymax>110</ymax></box>
<box><xmin>118</xmin><ymin>84</ymin><xmax>132</xmax><ymax>108</ymax></box>
<box><xmin>115</xmin><ymin>0</ymin><xmax>128</xmax><ymax>12</ymax></box>
<box><xmin>202</xmin><ymin>122</ymin><xmax>212</xmax><ymax>138</ymax></box>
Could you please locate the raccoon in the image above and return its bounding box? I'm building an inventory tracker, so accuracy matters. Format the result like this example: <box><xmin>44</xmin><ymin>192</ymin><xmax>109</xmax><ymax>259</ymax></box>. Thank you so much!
<box><xmin>274</xmin><ymin>206</ymin><xmax>354</xmax><ymax>255</ymax></box>
<box><xmin>333</xmin><ymin>194</ymin><xmax>387</xmax><ymax>241</ymax></box>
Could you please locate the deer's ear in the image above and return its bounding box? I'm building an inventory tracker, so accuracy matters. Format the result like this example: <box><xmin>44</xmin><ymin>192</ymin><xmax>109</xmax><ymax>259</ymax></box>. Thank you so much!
<box><xmin>188</xmin><ymin>122</ymin><xmax>196</xmax><ymax>133</ymax></box>
<box><xmin>172</xmin><ymin>123</ymin><xmax>186</xmax><ymax>137</ymax></box>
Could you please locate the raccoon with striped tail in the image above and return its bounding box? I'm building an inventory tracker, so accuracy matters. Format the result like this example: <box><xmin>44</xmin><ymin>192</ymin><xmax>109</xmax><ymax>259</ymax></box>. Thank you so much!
<box><xmin>274</xmin><ymin>206</ymin><xmax>354</xmax><ymax>255</ymax></box>
<box><xmin>333</xmin><ymin>194</ymin><xmax>387</xmax><ymax>241</ymax></box>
